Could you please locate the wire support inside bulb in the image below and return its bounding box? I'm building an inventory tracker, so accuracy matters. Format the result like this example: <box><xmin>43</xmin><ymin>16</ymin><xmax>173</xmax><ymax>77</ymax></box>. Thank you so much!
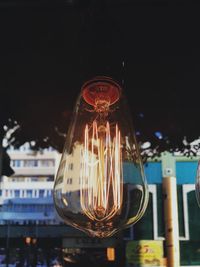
<box><xmin>80</xmin><ymin>120</ymin><xmax>123</xmax><ymax>222</ymax></box>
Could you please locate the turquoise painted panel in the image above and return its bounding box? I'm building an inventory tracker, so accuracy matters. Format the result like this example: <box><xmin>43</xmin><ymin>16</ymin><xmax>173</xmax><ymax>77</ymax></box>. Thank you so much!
<box><xmin>122</xmin><ymin>161</ymin><xmax>198</xmax><ymax>184</ymax></box>
<box><xmin>123</xmin><ymin>162</ymin><xmax>162</xmax><ymax>184</ymax></box>
<box><xmin>123</xmin><ymin>162</ymin><xmax>143</xmax><ymax>184</ymax></box>
<box><xmin>144</xmin><ymin>162</ymin><xmax>162</xmax><ymax>184</ymax></box>
<box><xmin>176</xmin><ymin>162</ymin><xmax>198</xmax><ymax>184</ymax></box>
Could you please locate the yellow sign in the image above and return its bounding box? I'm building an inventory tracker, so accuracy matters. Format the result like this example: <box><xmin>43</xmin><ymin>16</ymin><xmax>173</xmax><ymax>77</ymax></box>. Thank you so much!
<box><xmin>126</xmin><ymin>240</ymin><xmax>166</xmax><ymax>266</ymax></box>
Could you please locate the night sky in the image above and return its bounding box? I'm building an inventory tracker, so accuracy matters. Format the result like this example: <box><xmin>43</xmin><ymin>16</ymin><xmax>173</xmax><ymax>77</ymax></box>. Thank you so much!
<box><xmin>0</xmin><ymin>0</ymin><xmax>200</xmax><ymax>150</ymax></box>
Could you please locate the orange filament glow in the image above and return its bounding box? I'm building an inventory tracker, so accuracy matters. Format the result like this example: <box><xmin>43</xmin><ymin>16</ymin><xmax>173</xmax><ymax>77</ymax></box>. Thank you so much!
<box><xmin>80</xmin><ymin>120</ymin><xmax>123</xmax><ymax>221</ymax></box>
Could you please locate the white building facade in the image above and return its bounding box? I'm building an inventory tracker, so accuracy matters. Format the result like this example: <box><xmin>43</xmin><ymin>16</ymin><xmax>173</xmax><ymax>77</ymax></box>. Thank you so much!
<box><xmin>0</xmin><ymin>143</ymin><xmax>61</xmax><ymax>225</ymax></box>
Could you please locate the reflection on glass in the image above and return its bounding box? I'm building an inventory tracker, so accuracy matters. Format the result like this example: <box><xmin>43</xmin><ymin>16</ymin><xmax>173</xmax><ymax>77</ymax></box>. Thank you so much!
<box><xmin>53</xmin><ymin>76</ymin><xmax>149</xmax><ymax>237</ymax></box>
<box><xmin>196</xmin><ymin>161</ymin><xmax>200</xmax><ymax>207</ymax></box>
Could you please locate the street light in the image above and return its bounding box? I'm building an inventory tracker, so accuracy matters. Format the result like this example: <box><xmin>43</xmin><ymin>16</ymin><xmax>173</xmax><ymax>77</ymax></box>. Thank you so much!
<box><xmin>53</xmin><ymin>76</ymin><xmax>149</xmax><ymax>238</ymax></box>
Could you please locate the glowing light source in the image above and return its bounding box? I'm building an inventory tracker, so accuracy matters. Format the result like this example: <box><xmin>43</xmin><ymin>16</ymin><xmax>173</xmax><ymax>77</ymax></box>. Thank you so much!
<box><xmin>107</xmin><ymin>247</ymin><xmax>115</xmax><ymax>261</ymax></box>
<box><xmin>25</xmin><ymin>237</ymin><xmax>31</xmax><ymax>244</ymax></box>
<box><xmin>53</xmin><ymin>76</ymin><xmax>149</xmax><ymax>238</ymax></box>
<box><xmin>80</xmin><ymin>121</ymin><xmax>123</xmax><ymax>222</ymax></box>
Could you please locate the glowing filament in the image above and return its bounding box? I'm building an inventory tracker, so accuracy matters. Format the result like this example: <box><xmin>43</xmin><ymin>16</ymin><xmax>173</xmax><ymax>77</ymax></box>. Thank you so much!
<box><xmin>80</xmin><ymin>121</ymin><xmax>123</xmax><ymax>221</ymax></box>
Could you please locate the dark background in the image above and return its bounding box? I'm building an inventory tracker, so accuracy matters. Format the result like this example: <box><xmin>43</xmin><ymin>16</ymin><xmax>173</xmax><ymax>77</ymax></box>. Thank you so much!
<box><xmin>0</xmin><ymin>0</ymin><xmax>200</xmax><ymax>152</ymax></box>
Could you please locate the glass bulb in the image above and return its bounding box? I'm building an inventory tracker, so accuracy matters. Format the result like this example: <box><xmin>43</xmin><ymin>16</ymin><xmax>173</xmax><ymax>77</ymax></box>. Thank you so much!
<box><xmin>195</xmin><ymin>161</ymin><xmax>200</xmax><ymax>207</ymax></box>
<box><xmin>53</xmin><ymin>76</ymin><xmax>149</xmax><ymax>238</ymax></box>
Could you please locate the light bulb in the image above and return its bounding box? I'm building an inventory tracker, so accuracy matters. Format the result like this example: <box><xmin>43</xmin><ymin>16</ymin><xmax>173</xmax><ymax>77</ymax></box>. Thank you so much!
<box><xmin>53</xmin><ymin>76</ymin><xmax>149</xmax><ymax>238</ymax></box>
<box><xmin>195</xmin><ymin>161</ymin><xmax>200</xmax><ymax>207</ymax></box>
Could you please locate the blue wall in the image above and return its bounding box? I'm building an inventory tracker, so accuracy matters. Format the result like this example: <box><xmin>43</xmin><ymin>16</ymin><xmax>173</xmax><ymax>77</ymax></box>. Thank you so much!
<box><xmin>143</xmin><ymin>161</ymin><xmax>198</xmax><ymax>184</ymax></box>
<box><xmin>176</xmin><ymin>161</ymin><xmax>198</xmax><ymax>184</ymax></box>
<box><xmin>144</xmin><ymin>162</ymin><xmax>162</xmax><ymax>184</ymax></box>
<box><xmin>123</xmin><ymin>162</ymin><xmax>162</xmax><ymax>184</ymax></box>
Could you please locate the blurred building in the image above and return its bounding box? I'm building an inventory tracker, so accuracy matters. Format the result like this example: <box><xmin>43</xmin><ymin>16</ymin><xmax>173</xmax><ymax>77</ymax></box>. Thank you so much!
<box><xmin>0</xmin><ymin>144</ymin><xmax>125</xmax><ymax>266</ymax></box>
<box><xmin>0</xmin><ymin>144</ymin><xmax>200</xmax><ymax>266</ymax></box>
<box><xmin>0</xmin><ymin>143</ymin><xmax>61</xmax><ymax>225</ymax></box>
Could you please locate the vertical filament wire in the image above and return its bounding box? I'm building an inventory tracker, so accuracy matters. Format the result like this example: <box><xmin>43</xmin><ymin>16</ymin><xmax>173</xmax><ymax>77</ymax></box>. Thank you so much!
<box><xmin>80</xmin><ymin>121</ymin><xmax>123</xmax><ymax>221</ymax></box>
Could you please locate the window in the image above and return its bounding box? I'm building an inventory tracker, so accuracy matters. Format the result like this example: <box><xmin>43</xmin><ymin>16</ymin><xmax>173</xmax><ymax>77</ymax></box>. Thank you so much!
<box><xmin>31</xmin><ymin>177</ymin><xmax>38</xmax><ymax>182</ymax></box>
<box><xmin>67</xmin><ymin>178</ymin><xmax>72</xmax><ymax>184</ymax></box>
<box><xmin>47</xmin><ymin>190</ymin><xmax>52</xmax><ymax>197</ymax></box>
<box><xmin>39</xmin><ymin>190</ymin><xmax>45</xmax><ymax>198</ymax></box>
<box><xmin>69</xmin><ymin>163</ymin><xmax>73</xmax><ymax>170</ymax></box>
<box><xmin>24</xmin><ymin>160</ymin><xmax>38</xmax><ymax>167</ymax></box>
<box><xmin>27</xmin><ymin>190</ymin><xmax>32</xmax><ymax>198</ymax></box>
<box><xmin>14</xmin><ymin>190</ymin><xmax>20</xmax><ymax>198</ymax></box>
<box><xmin>47</xmin><ymin>176</ymin><xmax>54</xmax><ymax>181</ymax></box>
<box><xmin>40</xmin><ymin>160</ymin><xmax>55</xmax><ymax>167</ymax></box>
<box><xmin>12</xmin><ymin>160</ymin><xmax>21</xmax><ymax>167</ymax></box>
<box><xmin>12</xmin><ymin>177</ymin><xmax>24</xmax><ymax>182</ymax></box>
